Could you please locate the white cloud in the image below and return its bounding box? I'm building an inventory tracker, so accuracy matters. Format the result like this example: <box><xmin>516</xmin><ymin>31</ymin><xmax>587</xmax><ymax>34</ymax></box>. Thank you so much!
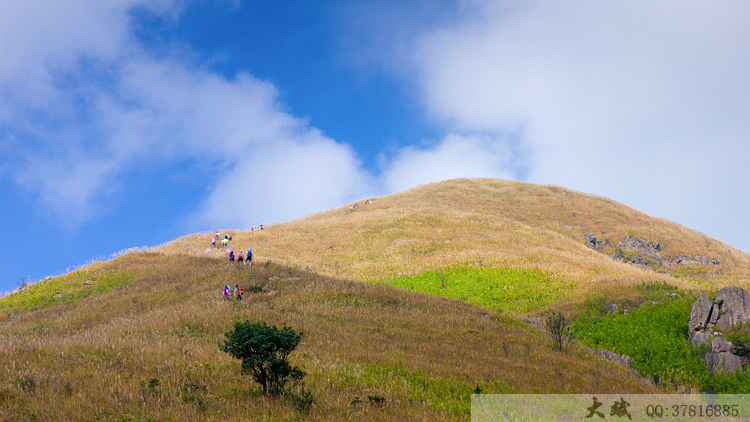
<box><xmin>197</xmin><ymin>135</ymin><xmax>371</xmax><ymax>228</ymax></box>
<box><xmin>0</xmin><ymin>0</ymin><xmax>174</xmax><ymax>112</ymax></box>
<box><xmin>0</xmin><ymin>0</ymin><xmax>534</xmax><ymax>232</ymax></box>
<box><xmin>0</xmin><ymin>1</ymin><xmax>375</xmax><ymax>227</ymax></box>
<box><xmin>9</xmin><ymin>0</ymin><xmax>748</xmax><ymax>256</ymax></box>
<box><xmin>379</xmin><ymin>133</ymin><xmax>519</xmax><ymax>193</ymax></box>
<box><xmin>407</xmin><ymin>0</ymin><xmax>750</xmax><ymax>250</ymax></box>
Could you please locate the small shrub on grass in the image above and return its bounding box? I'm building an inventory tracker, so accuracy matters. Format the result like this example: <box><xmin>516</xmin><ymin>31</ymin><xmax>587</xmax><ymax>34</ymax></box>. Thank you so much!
<box><xmin>17</xmin><ymin>375</ymin><xmax>35</xmax><ymax>393</ymax></box>
<box><xmin>59</xmin><ymin>382</ymin><xmax>73</xmax><ymax>397</ymax></box>
<box><xmin>581</xmin><ymin>295</ymin><xmax>608</xmax><ymax>318</ymax></box>
<box><xmin>221</xmin><ymin>320</ymin><xmax>305</xmax><ymax>396</ymax></box>
<box><xmin>180</xmin><ymin>377</ymin><xmax>208</xmax><ymax>410</ymax></box>
<box><xmin>140</xmin><ymin>378</ymin><xmax>160</xmax><ymax>397</ymax></box>
<box><xmin>368</xmin><ymin>394</ymin><xmax>386</xmax><ymax>407</ymax></box>
<box><xmin>289</xmin><ymin>384</ymin><xmax>316</xmax><ymax>414</ymax></box>
<box><xmin>181</xmin><ymin>394</ymin><xmax>208</xmax><ymax>411</ymax></box>
<box><xmin>546</xmin><ymin>312</ymin><xmax>573</xmax><ymax>351</ymax></box>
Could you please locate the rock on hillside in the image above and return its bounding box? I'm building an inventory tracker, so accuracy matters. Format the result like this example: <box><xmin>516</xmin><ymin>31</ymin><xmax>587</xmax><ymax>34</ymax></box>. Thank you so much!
<box><xmin>688</xmin><ymin>286</ymin><xmax>750</xmax><ymax>372</ymax></box>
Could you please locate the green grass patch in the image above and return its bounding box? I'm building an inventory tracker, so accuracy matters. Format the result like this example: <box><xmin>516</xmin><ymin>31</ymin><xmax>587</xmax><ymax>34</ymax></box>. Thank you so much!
<box><xmin>13</xmin><ymin>321</ymin><xmax>53</xmax><ymax>338</ymax></box>
<box><xmin>572</xmin><ymin>294</ymin><xmax>750</xmax><ymax>391</ymax></box>
<box><xmin>0</xmin><ymin>271</ymin><xmax>132</xmax><ymax>316</ymax></box>
<box><xmin>636</xmin><ymin>281</ymin><xmax>677</xmax><ymax>292</ymax></box>
<box><xmin>674</xmin><ymin>265</ymin><xmax>709</xmax><ymax>278</ymax></box>
<box><xmin>573</xmin><ymin>296</ymin><xmax>705</xmax><ymax>386</ymax></box>
<box><xmin>378</xmin><ymin>266</ymin><xmax>575</xmax><ymax>313</ymax></box>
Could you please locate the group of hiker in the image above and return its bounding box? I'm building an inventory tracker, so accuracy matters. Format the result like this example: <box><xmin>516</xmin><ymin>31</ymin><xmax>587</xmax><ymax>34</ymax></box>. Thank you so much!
<box><xmin>349</xmin><ymin>199</ymin><xmax>373</xmax><ymax>210</ymax></box>
<box><xmin>206</xmin><ymin>231</ymin><xmax>255</xmax><ymax>266</ymax></box>
<box><xmin>227</xmin><ymin>247</ymin><xmax>252</xmax><ymax>264</ymax></box>
<box><xmin>210</xmin><ymin>231</ymin><xmax>253</xmax><ymax>264</ymax></box>
<box><xmin>212</xmin><ymin>232</ymin><xmax>233</xmax><ymax>248</ymax></box>
<box><xmin>210</xmin><ymin>230</ymin><xmax>257</xmax><ymax>300</ymax></box>
<box><xmin>209</xmin><ymin>231</ymin><xmax>255</xmax><ymax>300</ymax></box>
<box><xmin>223</xmin><ymin>284</ymin><xmax>244</xmax><ymax>301</ymax></box>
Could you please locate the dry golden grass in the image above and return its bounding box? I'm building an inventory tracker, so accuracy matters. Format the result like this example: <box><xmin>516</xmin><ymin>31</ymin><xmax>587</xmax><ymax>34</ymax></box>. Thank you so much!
<box><xmin>0</xmin><ymin>253</ymin><xmax>657</xmax><ymax>421</ymax></box>
<box><xmin>160</xmin><ymin>178</ymin><xmax>750</xmax><ymax>312</ymax></box>
<box><xmin>5</xmin><ymin>178</ymin><xmax>746</xmax><ymax>420</ymax></box>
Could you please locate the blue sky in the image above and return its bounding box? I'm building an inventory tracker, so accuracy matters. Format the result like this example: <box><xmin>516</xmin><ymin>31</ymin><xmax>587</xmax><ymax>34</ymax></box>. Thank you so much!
<box><xmin>2</xmin><ymin>0</ymin><xmax>750</xmax><ymax>293</ymax></box>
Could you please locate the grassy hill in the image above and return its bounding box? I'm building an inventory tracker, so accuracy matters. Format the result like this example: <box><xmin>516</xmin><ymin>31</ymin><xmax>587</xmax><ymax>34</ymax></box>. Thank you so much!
<box><xmin>162</xmin><ymin>178</ymin><xmax>750</xmax><ymax>314</ymax></box>
<box><xmin>3</xmin><ymin>178</ymin><xmax>749</xmax><ymax>420</ymax></box>
<box><xmin>0</xmin><ymin>254</ymin><xmax>654</xmax><ymax>421</ymax></box>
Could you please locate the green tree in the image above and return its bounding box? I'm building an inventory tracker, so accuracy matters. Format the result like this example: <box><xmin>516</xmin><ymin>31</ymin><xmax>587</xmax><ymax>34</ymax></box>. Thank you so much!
<box><xmin>221</xmin><ymin>320</ymin><xmax>305</xmax><ymax>396</ymax></box>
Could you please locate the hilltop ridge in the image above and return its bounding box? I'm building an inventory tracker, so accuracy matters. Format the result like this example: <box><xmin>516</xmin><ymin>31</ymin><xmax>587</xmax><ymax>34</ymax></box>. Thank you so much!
<box><xmin>161</xmin><ymin>178</ymin><xmax>750</xmax><ymax>308</ymax></box>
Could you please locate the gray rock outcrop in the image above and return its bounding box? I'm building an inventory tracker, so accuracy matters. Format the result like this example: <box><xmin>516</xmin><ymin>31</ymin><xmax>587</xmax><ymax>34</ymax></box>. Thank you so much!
<box><xmin>688</xmin><ymin>295</ymin><xmax>719</xmax><ymax>335</ymax></box>
<box><xmin>688</xmin><ymin>286</ymin><xmax>750</xmax><ymax>373</ymax></box>
<box><xmin>585</xmin><ymin>232</ymin><xmax>596</xmax><ymax>247</ymax></box>
<box><xmin>690</xmin><ymin>332</ymin><xmax>713</xmax><ymax>348</ymax></box>
<box><xmin>714</xmin><ymin>286</ymin><xmax>750</xmax><ymax>331</ymax></box>
<box><xmin>705</xmin><ymin>337</ymin><xmax>744</xmax><ymax>373</ymax></box>
<box><xmin>630</xmin><ymin>256</ymin><xmax>647</xmax><ymax>266</ymax></box>
<box><xmin>594</xmin><ymin>349</ymin><xmax>632</xmax><ymax>369</ymax></box>
<box><xmin>585</xmin><ymin>232</ymin><xmax>601</xmax><ymax>249</ymax></box>
<box><xmin>618</xmin><ymin>236</ymin><xmax>667</xmax><ymax>265</ymax></box>
<box><xmin>674</xmin><ymin>254</ymin><xmax>719</xmax><ymax>265</ymax></box>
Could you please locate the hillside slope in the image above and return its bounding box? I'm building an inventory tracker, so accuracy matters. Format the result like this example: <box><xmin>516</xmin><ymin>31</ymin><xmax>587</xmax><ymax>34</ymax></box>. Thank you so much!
<box><xmin>162</xmin><ymin>178</ymin><xmax>750</xmax><ymax>312</ymax></box>
<box><xmin>0</xmin><ymin>254</ymin><xmax>655</xmax><ymax>421</ymax></box>
<box><xmin>6</xmin><ymin>178</ymin><xmax>750</xmax><ymax>419</ymax></box>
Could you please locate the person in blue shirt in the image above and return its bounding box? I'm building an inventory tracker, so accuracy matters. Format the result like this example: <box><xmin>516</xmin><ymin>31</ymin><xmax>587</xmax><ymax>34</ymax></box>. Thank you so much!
<box><xmin>245</xmin><ymin>247</ymin><xmax>253</xmax><ymax>266</ymax></box>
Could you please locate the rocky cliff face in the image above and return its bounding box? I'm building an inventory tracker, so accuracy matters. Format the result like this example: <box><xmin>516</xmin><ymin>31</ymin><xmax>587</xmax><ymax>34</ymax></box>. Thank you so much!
<box><xmin>688</xmin><ymin>286</ymin><xmax>750</xmax><ymax>373</ymax></box>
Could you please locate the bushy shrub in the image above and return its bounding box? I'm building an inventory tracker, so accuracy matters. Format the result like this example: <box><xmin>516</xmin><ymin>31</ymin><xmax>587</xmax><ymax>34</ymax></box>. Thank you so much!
<box><xmin>246</xmin><ymin>285</ymin><xmax>263</xmax><ymax>293</ymax></box>
<box><xmin>546</xmin><ymin>311</ymin><xmax>573</xmax><ymax>351</ymax></box>
<box><xmin>289</xmin><ymin>384</ymin><xmax>316</xmax><ymax>414</ymax></box>
<box><xmin>221</xmin><ymin>320</ymin><xmax>304</xmax><ymax>396</ymax></box>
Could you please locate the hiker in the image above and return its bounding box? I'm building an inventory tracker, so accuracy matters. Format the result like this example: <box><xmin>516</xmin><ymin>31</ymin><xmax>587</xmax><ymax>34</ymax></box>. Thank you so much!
<box><xmin>233</xmin><ymin>284</ymin><xmax>239</xmax><ymax>299</ymax></box>
<box><xmin>237</xmin><ymin>285</ymin><xmax>244</xmax><ymax>301</ymax></box>
<box><xmin>245</xmin><ymin>247</ymin><xmax>253</xmax><ymax>266</ymax></box>
<box><xmin>229</xmin><ymin>250</ymin><xmax>235</xmax><ymax>261</ymax></box>
<box><xmin>211</xmin><ymin>237</ymin><xmax>216</xmax><ymax>248</ymax></box>
<box><xmin>223</xmin><ymin>284</ymin><xmax>231</xmax><ymax>299</ymax></box>
<box><xmin>222</xmin><ymin>238</ymin><xmax>229</xmax><ymax>247</ymax></box>
<box><xmin>237</xmin><ymin>250</ymin><xmax>244</xmax><ymax>263</ymax></box>
<box><xmin>228</xmin><ymin>234</ymin><xmax>232</xmax><ymax>242</ymax></box>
